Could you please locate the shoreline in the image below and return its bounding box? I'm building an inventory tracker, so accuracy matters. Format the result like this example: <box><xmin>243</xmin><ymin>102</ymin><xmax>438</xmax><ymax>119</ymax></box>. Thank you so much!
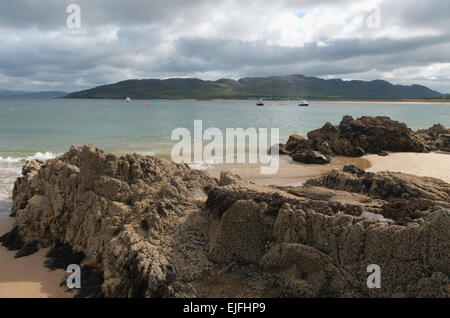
<box><xmin>363</xmin><ymin>151</ymin><xmax>450</xmax><ymax>183</ymax></box>
<box><xmin>61</xmin><ymin>97</ymin><xmax>450</xmax><ymax>104</ymax></box>
<box><xmin>206</xmin><ymin>155</ymin><xmax>371</xmax><ymax>186</ymax></box>
<box><xmin>309</xmin><ymin>99</ymin><xmax>450</xmax><ymax>104</ymax></box>
<box><xmin>207</xmin><ymin>152</ymin><xmax>450</xmax><ymax>186</ymax></box>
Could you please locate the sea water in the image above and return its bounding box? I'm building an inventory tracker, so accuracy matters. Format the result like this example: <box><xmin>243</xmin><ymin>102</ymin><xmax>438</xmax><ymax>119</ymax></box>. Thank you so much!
<box><xmin>1</xmin><ymin>98</ymin><xmax>450</xmax><ymax>215</ymax></box>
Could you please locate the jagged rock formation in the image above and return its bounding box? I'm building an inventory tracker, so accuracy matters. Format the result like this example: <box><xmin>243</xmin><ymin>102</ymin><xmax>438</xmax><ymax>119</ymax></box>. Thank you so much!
<box><xmin>207</xmin><ymin>170</ymin><xmax>449</xmax><ymax>297</ymax></box>
<box><xmin>280</xmin><ymin>116</ymin><xmax>430</xmax><ymax>164</ymax></box>
<box><xmin>1</xmin><ymin>146</ymin><xmax>449</xmax><ymax>297</ymax></box>
<box><xmin>417</xmin><ymin>123</ymin><xmax>450</xmax><ymax>152</ymax></box>
<box><xmin>306</xmin><ymin>164</ymin><xmax>450</xmax><ymax>223</ymax></box>
<box><xmin>306</xmin><ymin>165</ymin><xmax>450</xmax><ymax>205</ymax></box>
<box><xmin>8</xmin><ymin>145</ymin><xmax>218</xmax><ymax>297</ymax></box>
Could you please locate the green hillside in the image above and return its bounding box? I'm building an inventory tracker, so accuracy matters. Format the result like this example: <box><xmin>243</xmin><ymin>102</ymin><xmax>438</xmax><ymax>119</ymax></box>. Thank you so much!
<box><xmin>65</xmin><ymin>74</ymin><xmax>442</xmax><ymax>100</ymax></box>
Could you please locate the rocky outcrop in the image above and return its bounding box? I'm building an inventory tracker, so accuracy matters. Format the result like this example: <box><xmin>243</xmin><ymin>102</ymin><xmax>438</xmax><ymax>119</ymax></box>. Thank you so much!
<box><xmin>2</xmin><ymin>146</ymin><xmax>449</xmax><ymax>298</ymax></box>
<box><xmin>278</xmin><ymin>134</ymin><xmax>332</xmax><ymax>164</ymax></box>
<box><xmin>7</xmin><ymin>145</ymin><xmax>218</xmax><ymax>297</ymax></box>
<box><xmin>306</xmin><ymin>164</ymin><xmax>450</xmax><ymax>224</ymax></box>
<box><xmin>306</xmin><ymin>164</ymin><xmax>450</xmax><ymax>205</ymax></box>
<box><xmin>292</xmin><ymin>150</ymin><xmax>331</xmax><ymax>164</ymax></box>
<box><xmin>417</xmin><ymin>123</ymin><xmax>450</xmax><ymax>152</ymax></box>
<box><xmin>280</xmin><ymin>116</ymin><xmax>430</xmax><ymax>164</ymax></box>
<box><xmin>206</xmin><ymin>169</ymin><xmax>449</xmax><ymax>297</ymax></box>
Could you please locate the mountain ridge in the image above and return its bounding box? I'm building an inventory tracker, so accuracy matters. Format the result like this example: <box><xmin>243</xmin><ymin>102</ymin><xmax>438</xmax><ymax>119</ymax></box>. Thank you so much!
<box><xmin>0</xmin><ymin>89</ymin><xmax>67</xmax><ymax>98</ymax></box>
<box><xmin>64</xmin><ymin>74</ymin><xmax>443</xmax><ymax>100</ymax></box>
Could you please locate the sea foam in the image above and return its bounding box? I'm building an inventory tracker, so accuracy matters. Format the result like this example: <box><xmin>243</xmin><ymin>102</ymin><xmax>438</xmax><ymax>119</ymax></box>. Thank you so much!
<box><xmin>0</xmin><ymin>152</ymin><xmax>58</xmax><ymax>212</ymax></box>
<box><xmin>0</xmin><ymin>151</ymin><xmax>58</xmax><ymax>164</ymax></box>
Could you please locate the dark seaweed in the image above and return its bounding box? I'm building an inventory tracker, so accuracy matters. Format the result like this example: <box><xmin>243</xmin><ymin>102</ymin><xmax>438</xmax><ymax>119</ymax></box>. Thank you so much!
<box><xmin>44</xmin><ymin>242</ymin><xmax>85</xmax><ymax>270</ymax></box>
<box><xmin>0</xmin><ymin>226</ymin><xmax>24</xmax><ymax>250</ymax></box>
<box><xmin>14</xmin><ymin>240</ymin><xmax>38</xmax><ymax>258</ymax></box>
<box><xmin>74</xmin><ymin>265</ymin><xmax>105</xmax><ymax>298</ymax></box>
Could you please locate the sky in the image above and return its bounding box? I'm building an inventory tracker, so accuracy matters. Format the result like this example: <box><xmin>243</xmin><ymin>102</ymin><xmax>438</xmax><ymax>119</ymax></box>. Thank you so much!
<box><xmin>0</xmin><ymin>0</ymin><xmax>449</xmax><ymax>93</ymax></box>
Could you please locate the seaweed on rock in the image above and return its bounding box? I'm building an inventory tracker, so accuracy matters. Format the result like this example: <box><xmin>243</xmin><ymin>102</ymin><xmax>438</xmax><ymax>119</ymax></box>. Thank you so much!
<box><xmin>14</xmin><ymin>240</ymin><xmax>39</xmax><ymax>258</ymax></box>
<box><xmin>0</xmin><ymin>226</ymin><xmax>24</xmax><ymax>251</ymax></box>
<box><xmin>74</xmin><ymin>265</ymin><xmax>105</xmax><ymax>298</ymax></box>
<box><xmin>45</xmin><ymin>242</ymin><xmax>85</xmax><ymax>270</ymax></box>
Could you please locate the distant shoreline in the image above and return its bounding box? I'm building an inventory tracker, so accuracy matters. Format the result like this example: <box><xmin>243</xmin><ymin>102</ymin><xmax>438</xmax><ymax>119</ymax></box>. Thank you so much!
<box><xmin>213</xmin><ymin>98</ymin><xmax>450</xmax><ymax>104</ymax></box>
<box><xmin>309</xmin><ymin>99</ymin><xmax>450</xmax><ymax>104</ymax></box>
<box><xmin>59</xmin><ymin>97</ymin><xmax>450</xmax><ymax>104</ymax></box>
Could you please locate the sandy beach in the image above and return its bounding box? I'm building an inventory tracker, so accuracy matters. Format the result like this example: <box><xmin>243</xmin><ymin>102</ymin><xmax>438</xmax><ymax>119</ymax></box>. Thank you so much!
<box><xmin>364</xmin><ymin>152</ymin><xmax>450</xmax><ymax>183</ymax></box>
<box><xmin>208</xmin><ymin>152</ymin><xmax>450</xmax><ymax>186</ymax></box>
<box><xmin>207</xmin><ymin>155</ymin><xmax>371</xmax><ymax>186</ymax></box>
<box><xmin>0</xmin><ymin>216</ymin><xmax>72</xmax><ymax>298</ymax></box>
<box><xmin>210</xmin><ymin>99</ymin><xmax>450</xmax><ymax>104</ymax></box>
<box><xmin>312</xmin><ymin>100</ymin><xmax>450</xmax><ymax>105</ymax></box>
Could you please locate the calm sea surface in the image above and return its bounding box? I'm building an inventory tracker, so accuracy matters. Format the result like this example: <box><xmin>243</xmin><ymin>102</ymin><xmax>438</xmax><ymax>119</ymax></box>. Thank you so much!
<box><xmin>1</xmin><ymin>98</ymin><xmax>450</xmax><ymax>214</ymax></box>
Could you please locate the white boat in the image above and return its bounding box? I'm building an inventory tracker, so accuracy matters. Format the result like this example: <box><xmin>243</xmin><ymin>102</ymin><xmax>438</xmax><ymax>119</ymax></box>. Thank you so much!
<box><xmin>298</xmin><ymin>100</ymin><xmax>309</xmax><ymax>106</ymax></box>
<box><xmin>125</xmin><ymin>97</ymin><xmax>131</xmax><ymax>103</ymax></box>
<box><xmin>256</xmin><ymin>99</ymin><xmax>264</xmax><ymax>106</ymax></box>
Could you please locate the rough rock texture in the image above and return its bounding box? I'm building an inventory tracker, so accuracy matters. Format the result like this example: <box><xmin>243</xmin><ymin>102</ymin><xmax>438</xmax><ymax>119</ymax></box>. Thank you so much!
<box><xmin>4</xmin><ymin>146</ymin><xmax>450</xmax><ymax>298</ymax></box>
<box><xmin>306</xmin><ymin>164</ymin><xmax>450</xmax><ymax>205</ymax></box>
<box><xmin>417</xmin><ymin>123</ymin><xmax>450</xmax><ymax>152</ymax></box>
<box><xmin>9</xmin><ymin>145</ymin><xmax>219</xmax><ymax>297</ymax></box>
<box><xmin>206</xmin><ymin>169</ymin><xmax>449</xmax><ymax>297</ymax></box>
<box><xmin>292</xmin><ymin>150</ymin><xmax>331</xmax><ymax>164</ymax></box>
<box><xmin>279</xmin><ymin>116</ymin><xmax>431</xmax><ymax>164</ymax></box>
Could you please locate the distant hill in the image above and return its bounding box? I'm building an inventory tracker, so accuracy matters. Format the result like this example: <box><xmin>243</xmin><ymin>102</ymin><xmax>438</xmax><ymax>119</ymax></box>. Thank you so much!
<box><xmin>0</xmin><ymin>89</ymin><xmax>67</xmax><ymax>98</ymax></box>
<box><xmin>65</xmin><ymin>75</ymin><xmax>442</xmax><ymax>100</ymax></box>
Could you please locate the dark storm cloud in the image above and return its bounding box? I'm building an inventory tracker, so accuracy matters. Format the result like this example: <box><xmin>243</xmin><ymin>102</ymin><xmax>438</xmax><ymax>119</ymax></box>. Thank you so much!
<box><xmin>0</xmin><ymin>0</ymin><xmax>449</xmax><ymax>92</ymax></box>
<box><xmin>0</xmin><ymin>0</ymin><xmax>210</xmax><ymax>29</ymax></box>
<box><xmin>382</xmin><ymin>0</ymin><xmax>450</xmax><ymax>29</ymax></box>
<box><xmin>174</xmin><ymin>34</ymin><xmax>450</xmax><ymax>68</ymax></box>
<box><xmin>160</xmin><ymin>33</ymin><xmax>450</xmax><ymax>80</ymax></box>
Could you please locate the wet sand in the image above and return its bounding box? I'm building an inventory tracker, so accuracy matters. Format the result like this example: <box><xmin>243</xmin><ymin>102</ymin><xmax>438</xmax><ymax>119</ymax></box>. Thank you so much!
<box><xmin>364</xmin><ymin>152</ymin><xmax>450</xmax><ymax>183</ymax></box>
<box><xmin>207</xmin><ymin>152</ymin><xmax>450</xmax><ymax>186</ymax></box>
<box><xmin>207</xmin><ymin>155</ymin><xmax>370</xmax><ymax>186</ymax></box>
<box><xmin>0</xmin><ymin>216</ymin><xmax>72</xmax><ymax>298</ymax></box>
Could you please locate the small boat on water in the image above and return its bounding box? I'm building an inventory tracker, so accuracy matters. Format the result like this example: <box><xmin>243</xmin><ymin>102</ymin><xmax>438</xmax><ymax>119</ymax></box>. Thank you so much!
<box><xmin>125</xmin><ymin>97</ymin><xmax>131</xmax><ymax>103</ymax></box>
<box><xmin>298</xmin><ymin>100</ymin><xmax>309</xmax><ymax>106</ymax></box>
<box><xmin>256</xmin><ymin>99</ymin><xmax>264</xmax><ymax>106</ymax></box>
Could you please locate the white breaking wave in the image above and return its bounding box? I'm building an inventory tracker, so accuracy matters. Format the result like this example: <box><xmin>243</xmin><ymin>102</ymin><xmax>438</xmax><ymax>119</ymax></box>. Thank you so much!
<box><xmin>188</xmin><ymin>160</ymin><xmax>216</xmax><ymax>170</ymax></box>
<box><xmin>139</xmin><ymin>151</ymin><xmax>156</xmax><ymax>157</ymax></box>
<box><xmin>0</xmin><ymin>152</ymin><xmax>58</xmax><ymax>207</ymax></box>
<box><xmin>0</xmin><ymin>170</ymin><xmax>21</xmax><ymax>203</ymax></box>
<box><xmin>0</xmin><ymin>151</ymin><xmax>58</xmax><ymax>164</ymax></box>
<box><xmin>0</xmin><ymin>189</ymin><xmax>14</xmax><ymax>203</ymax></box>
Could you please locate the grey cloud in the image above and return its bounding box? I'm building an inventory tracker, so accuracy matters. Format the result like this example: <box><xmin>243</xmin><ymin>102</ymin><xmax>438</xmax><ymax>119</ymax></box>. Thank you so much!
<box><xmin>170</xmin><ymin>34</ymin><xmax>450</xmax><ymax>71</ymax></box>
<box><xmin>0</xmin><ymin>0</ymin><xmax>449</xmax><ymax>93</ymax></box>
<box><xmin>0</xmin><ymin>0</ymin><xmax>210</xmax><ymax>29</ymax></box>
<box><xmin>381</xmin><ymin>0</ymin><xmax>450</xmax><ymax>30</ymax></box>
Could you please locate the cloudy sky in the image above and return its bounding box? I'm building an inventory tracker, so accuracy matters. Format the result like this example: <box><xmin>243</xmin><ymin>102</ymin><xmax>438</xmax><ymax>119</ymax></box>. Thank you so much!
<box><xmin>1</xmin><ymin>0</ymin><xmax>449</xmax><ymax>93</ymax></box>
